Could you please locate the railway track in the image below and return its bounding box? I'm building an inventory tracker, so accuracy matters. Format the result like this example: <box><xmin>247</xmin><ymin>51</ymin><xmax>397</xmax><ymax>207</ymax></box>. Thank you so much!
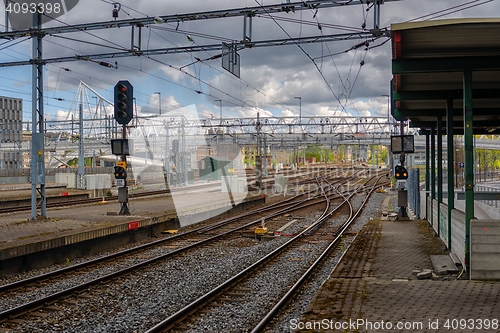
<box><xmin>0</xmin><ymin>181</ymin><xmax>242</xmax><ymax>214</ymax></box>
<box><xmin>251</xmin><ymin>176</ymin><xmax>383</xmax><ymax>332</ymax></box>
<box><xmin>0</xmin><ymin>168</ymin><xmax>316</xmax><ymax>215</ymax></box>
<box><xmin>0</xmin><ymin>169</ymin><xmax>388</xmax><ymax>332</ymax></box>
<box><xmin>0</xmin><ymin>189</ymin><xmax>168</xmax><ymax>215</ymax></box>
<box><xmin>0</xmin><ymin>173</ymin><xmax>365</xmax><ymax>329</ymax></box>
<box><xmin>145</xmin><ymin>176</ymin><xmax>385</xmax><ymax>332</ymax></box>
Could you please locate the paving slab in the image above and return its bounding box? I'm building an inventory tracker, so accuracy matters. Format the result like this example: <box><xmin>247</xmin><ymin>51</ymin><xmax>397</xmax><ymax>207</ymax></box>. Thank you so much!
<box><xmin>301</xmin><ymin>216</ymin><xmax>500</xmax><ymax>333</ymax></box>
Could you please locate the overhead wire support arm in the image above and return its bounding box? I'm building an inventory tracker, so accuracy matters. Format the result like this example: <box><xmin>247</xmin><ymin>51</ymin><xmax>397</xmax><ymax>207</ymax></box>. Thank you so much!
<box><xmin>0</xmin><ymin>0</ymin><xmax>400</xmax><ymax>40</ymax></box>
<box><xmin>0</xmin><ymin>30</ymin><xmax>380</xmax><ymax>67</ymax></box>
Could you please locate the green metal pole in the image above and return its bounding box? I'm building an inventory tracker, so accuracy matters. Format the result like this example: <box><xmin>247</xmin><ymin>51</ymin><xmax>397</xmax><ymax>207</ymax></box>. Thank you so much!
<box><xmin>425</xmin><ymin>132</ymin><xmax>430</xmax><ymax>219</ymax></box>
<box><xmin>431</xmin><ymin>127</ymin><xmax>436</xmax><ymax>227</ymax></box>
<box><xmin>463</xmin><ymin>70</ymin><xmax>474</xmax><ymax>273</ymax></box>
<box><xmin>437</xmin><ymin>117</ymin><xmax>443</xmax><ymax>236</ymax></box>
<box><xmin>446</xmin><ymin>98</ymin><xmax>454</xmax><ymax>250</ymax></box>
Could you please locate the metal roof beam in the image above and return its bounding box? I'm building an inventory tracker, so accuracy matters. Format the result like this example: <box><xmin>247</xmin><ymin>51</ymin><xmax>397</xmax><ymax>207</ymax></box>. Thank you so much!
<box><xmin>410</xmin><ymin>120</ymin><xmax>500</xmax><ymax>134</ymax></box>
<box><xmin>393</xmin><ymin>109</ymin><xmax>445</xmax><ymax>118</ymax></box>
<box><xmin>394</xmin><ymin>89</ymin><xmax>500</xmax><ymax>101</ymax></box>
<box><xmin>393</xmin><ymin>56</ymin><xmax>500</xmax><ymax>74</ymax></box>
<box><xmin>393</xmin><ymin>108</ymin><xmax>499</xmax><ymax>118</ymax></box>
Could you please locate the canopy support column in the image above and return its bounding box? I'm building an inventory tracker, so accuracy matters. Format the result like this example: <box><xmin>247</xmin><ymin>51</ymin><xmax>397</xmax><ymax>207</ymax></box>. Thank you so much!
<box><xmin>463</xmin><ymin>70</ymin><xmax>474</xmax><ymax>273</ymax></box>
<box><xmin>430</xmin><ymin>127</ymin><xmax>436</xmax><ymax>227</ymax></box>
<box><xmin>437</xmin><ymin>117</ymin><xmax>443</xmax><ymax>236</ymax></box>
<box><xmin>446</xmin><ymin>98</ymin><xmax>454</xmax><ymax>250</ymax></box>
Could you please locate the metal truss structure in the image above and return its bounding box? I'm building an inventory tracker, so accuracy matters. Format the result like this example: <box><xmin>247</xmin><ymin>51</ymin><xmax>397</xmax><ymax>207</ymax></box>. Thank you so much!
<box><xmin>0</xmin><ymin>0</ymin><xmax>397</xmax><ymax>218</ymax></box>
<box><xmin>0</xmin><ymin>1</ymin><xmax>396</xmax><ymax>68</ymax></box>
<box><xmin>41</xmin><ymin>113</ymin><xmax>397</xmax><ymax>159</ymax></box>
<box><xmin>202</xmin><ymin>114</ymin><xmax>393</xmax><ymax>135</ymax></box>
<box><xmin>39</xmin><ymin>82</ymin><xmax>399</xmax><ymax>166</ymax></box>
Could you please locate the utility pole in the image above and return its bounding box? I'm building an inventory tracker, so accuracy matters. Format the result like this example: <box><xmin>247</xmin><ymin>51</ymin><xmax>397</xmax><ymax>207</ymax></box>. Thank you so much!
<box><xmin>163</xmin><ymin>119</ymin><xmax>170</xmax><ymax>187</ymax></box>
<box><xmin>256</xmin><ymin>112</ymin><xmax>262</xmax><ymax>190</ymax></box>
<box><xmin>398</xmin><ymin>121</ymin><xmax>407</xmax><ymax>219</ymax></box>
<box><xmin>118</xmin><ymin>125</ymin><xmax>130</xmax><ymax>215</ymax></box>
<box><xmin>216</xmin><ymin>99</ymin><xmax>222</xmax><ymax>126</ymax></box>
<box><xmin>384</xmin><ymin>92</ymin><xmax>394</xmax><ymax>171</ymax></box>
<box><xmin>113</xmin><ymin>80</ymin><xmax>134</xmax><ymax>215</ymax></box>
<box><xmin>182</xmin><ymin>117</ymin><xmax>188</xmax><ymax>186</ymax></box>
<box><xmin>155</xmin><ymin>92</ymin><xmax>161</xmax><ymax>115</ymax></box>
<box><xmin>77</xmin><ymin>89</ymin><xmax>85</xmax><ymax>189</ymax></box>
<box><xmin>30</xmin><ymin>10</ymin><xmax>46</xmax><ymax>219</ymax></box>
<box><xmin>294</xmin><ymin>96</ymin><xmax>301</xmax><ymax>125</ymax></box>
<box><xmin>4</xmin><ymin>0</ymin><xmax>11</xmax><ymax>32</ymax></box>
<box><xmin>263</xmin><ymin>134</ymin><xmax>268</xmax><ymax>177</ymax></box>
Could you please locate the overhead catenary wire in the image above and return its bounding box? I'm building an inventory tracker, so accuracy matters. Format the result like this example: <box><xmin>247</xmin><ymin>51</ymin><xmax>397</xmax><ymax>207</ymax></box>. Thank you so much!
<box><xmin>422</xmin><ymin>0</ymin><xmax>494</xmax><ymax>20</ymax></box>
<box><xmin>405</xmin><ymin>0</ymin><xmax>494</xmax><ymax>22</ymax></box>
<box><xmin>7</xmin><ymin>1</ymin><xmax>385</xmax><ymax>119</ymax></box>
<box><xmin>100</xmin><ymin>0</ymin><xmax>149</xmax><ymax>19</ymax></box>
<box><xmin>256</xmin><ymin>14</ymin><xmax>366</xmax><ymax>33</ymax></box>
<box><xmin>253</xmin><ymin>0</ymin><xmax>349</xmax><ymax>114</ymax></box>
<box><xmin>1</xmin><ymin>0</ymin><xmax>497</xmax><ymax>123</ymax></box>
<box><xmin>54</xmin><ymin>0</ymin><xmax>298</xmax><ymax>116</ymax></box>
<box><xmin>40</xmin><ymin>35</ymin><xmax>284</xmax><ymax>121</ymax></box>
<box><xmin>144</xmin><ymin>16</ymin><xmax>313</xmax><ymax>118</ymax></box>
<box><xmin>42</xmin><ymin>12</ymin><xmax>130</xmax><ymax>51</ymax></box>
<box><xmin>144</xmin><ymin>54</ymin><xmax>276</xmax><ymax>116</ymax></box>
<box><xmin>0</xmin><ymin>37</ymin><xmax>31</xmax><ymax>52</ymax></box>
<box><xmin>48</xmin><ymin>34</ymin><xmax>130</xmax><ymax>53</ymax></box>
<box><xmin>308</xmin><ymin>6</ymin><xmax>371</xmax><ymax>115</ymax></box>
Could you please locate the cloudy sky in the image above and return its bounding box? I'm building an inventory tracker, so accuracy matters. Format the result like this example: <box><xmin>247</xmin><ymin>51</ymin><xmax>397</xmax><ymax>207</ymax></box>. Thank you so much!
<box><xmin>0</xmin><ymin>0</ymin><xmax>497</xmax><ymax>123</ymax></box>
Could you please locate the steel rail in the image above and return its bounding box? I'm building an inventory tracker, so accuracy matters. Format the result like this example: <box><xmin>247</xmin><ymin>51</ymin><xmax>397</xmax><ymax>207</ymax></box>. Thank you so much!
<box><xmin>250</xmin><ymin>176</ymin><xmax>384</xmax><ymax>332</ymax></box>
<box><xmin>0</xmin><ymin>176</ymin><xmax>341</xmax><ymax>325</ymax></box>
<box><xmin>144</xmin><ymin>177</ymin><xmax>346</xmax><ymax>332</ymax></box>
<box><xmin>0</xmin><ymin>179</ymin><xmax>323</xmax><ymax>293</ymax></box>
<box><xmin>0</xmin><ymin>168</ymin><xmax>345</xmax><ymax>292</ymax></box>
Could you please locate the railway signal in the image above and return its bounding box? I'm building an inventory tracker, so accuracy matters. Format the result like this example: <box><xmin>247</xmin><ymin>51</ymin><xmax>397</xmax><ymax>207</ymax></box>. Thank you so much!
<box><xmin>114</xmin><ymin>161</ymin><xmax>127</xmax><ymax>180</ymax></box>
<box><xmin>394</xmin><ymin>165</ymin><xmax>408</xmax><ymax>180</ymax></box>
<box><xmin>114</xmin><ymin>80</ymin><xmax>134</xmax><ymax>125</ymax></box>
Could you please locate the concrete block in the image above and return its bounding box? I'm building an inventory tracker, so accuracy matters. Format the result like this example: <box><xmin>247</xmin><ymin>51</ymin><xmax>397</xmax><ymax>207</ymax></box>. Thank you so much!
<box><xmin>430</xmin><ymin>255</ymin><xmax>459</xmax><ymax>274</ymax></box>
<box><xmin>417</xmin><ymin>269</ymin><xmax>432</xmax><ymax>280</ymax></box>
<box><xmin>470</xmin><ymin>219</ymin><xmax>500</xmax><ymax>280</ymax></box>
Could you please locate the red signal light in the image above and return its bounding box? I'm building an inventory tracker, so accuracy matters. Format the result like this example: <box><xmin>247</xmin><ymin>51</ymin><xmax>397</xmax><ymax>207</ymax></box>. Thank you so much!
<box><xmin>118</xmin><ymin>84</ymin><xmax>127</xmax><ymax>93</ymax></box>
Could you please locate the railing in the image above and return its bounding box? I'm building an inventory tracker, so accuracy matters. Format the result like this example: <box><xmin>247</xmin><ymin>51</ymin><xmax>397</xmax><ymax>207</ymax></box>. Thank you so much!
<box><xmin>407</xmin><ymin>168</ymin><xmax>420</xmax><ymax>218</ymax></box>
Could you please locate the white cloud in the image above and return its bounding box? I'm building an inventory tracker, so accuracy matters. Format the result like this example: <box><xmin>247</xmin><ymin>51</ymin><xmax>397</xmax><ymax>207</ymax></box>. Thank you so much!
<box><xmin>2</xmin><ymin>0</ymin><xmax>499</xmax><ymax>121</ymax></box>
<box><xmin>281</xmin><ymin>109</ymin><xmax>297</xmax><ymax>118</ymax></box>
<box><xmin>141</xmin><ymin>93</ymin><xmax>182</xmax><ymax>116</ymax></box>
<box><xmin>235</xmin><ymin>107</ymin><xmax>273</xmax><ymax>118</ymax></box>
<box><xmin>54</xmin><ymin>109</ymin><xmax>70</xmax><ymax>122</ymax></box>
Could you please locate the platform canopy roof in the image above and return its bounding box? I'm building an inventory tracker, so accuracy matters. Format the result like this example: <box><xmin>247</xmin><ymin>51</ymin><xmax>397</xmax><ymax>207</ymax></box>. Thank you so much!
<box><xmin>391</xmin><ymin>18</ymin><xmax>500</xmax><ymax>134</ymax></box>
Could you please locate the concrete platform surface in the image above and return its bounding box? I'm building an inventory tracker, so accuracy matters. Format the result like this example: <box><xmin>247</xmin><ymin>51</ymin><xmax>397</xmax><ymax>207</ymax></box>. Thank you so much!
<box><xmin>0</xmin><ymin>186</ymin><xmax>261</xmax><ymax>275</ymax></box>
<box><xmin>301</xmin><ymin>218</ymin><xmax>500</xmax><ymax>333</ymax></box>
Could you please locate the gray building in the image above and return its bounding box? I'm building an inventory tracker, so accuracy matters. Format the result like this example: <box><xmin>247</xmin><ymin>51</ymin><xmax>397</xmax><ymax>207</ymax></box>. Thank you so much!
<box><xmin>0</xmin><ymin>96</ymin><xmax>23</xmax><ymax>169</ymax></box>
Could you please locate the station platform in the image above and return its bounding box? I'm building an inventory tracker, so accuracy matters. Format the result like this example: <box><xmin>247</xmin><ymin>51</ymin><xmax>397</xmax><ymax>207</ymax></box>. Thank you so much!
<box><xmin>0</xmin><ymin>183</ymin><xmax>91</xmax><ymax>209</ymax></box>
<box><xmin>0</xmin><ymin>185</ymin><xmax>264</xmax><ymax>276</ymax></box>
<box><xmin>301</xmin><ymin>198</ymin><xmax>500</xmax><ymax>332</ymax></box>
